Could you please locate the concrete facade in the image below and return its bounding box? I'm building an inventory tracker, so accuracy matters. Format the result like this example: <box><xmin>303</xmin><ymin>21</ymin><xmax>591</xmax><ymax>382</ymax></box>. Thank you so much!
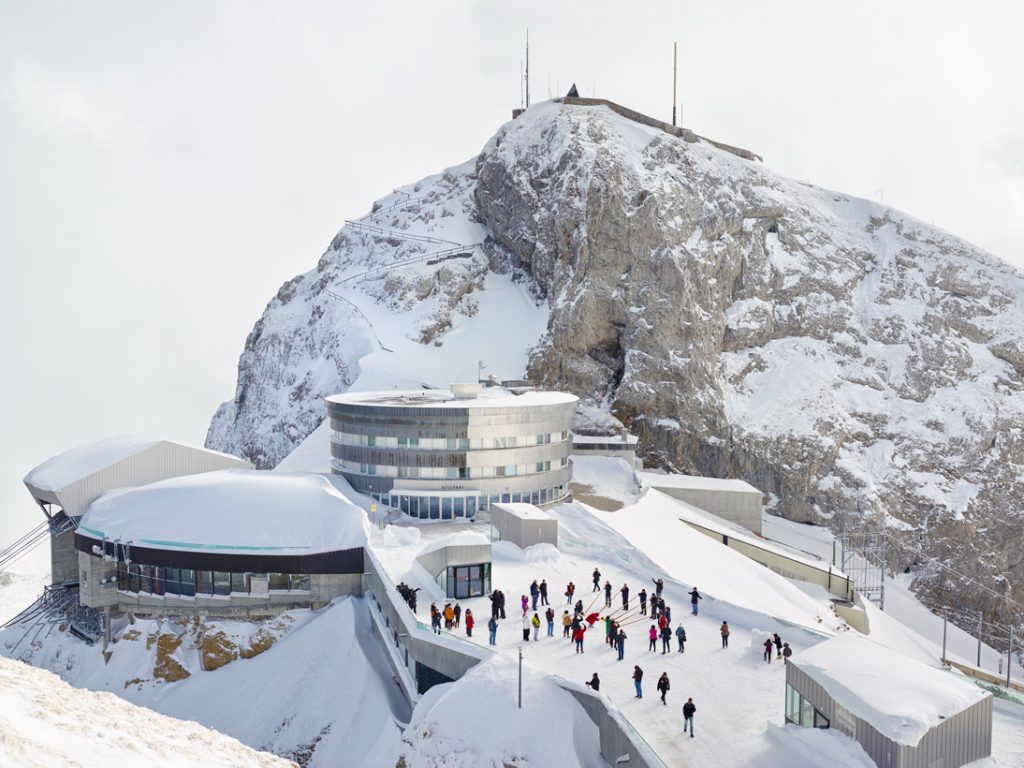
<box><xmin>684</xmin><ymin>520</ymin><xmax>853</xmax><ymax>601</ymax></box>
<box><xmin>327</xmin><ymin>388</ymin><xmax>577</xmax><ymax>519</ymax></box>
<box><xmin>787</xmin><ymin>655</ymin><xmax>992</xmax><ymax>768</ymax></box>
<box><xmin>642</xmin><ymin>473</ymin><xmax>764</xmax><ymax>535</ymax></box>
<box><xmin>490</xmin><ymin>503</ymin><xmax>559</xmax><ymax>550</ymax></box>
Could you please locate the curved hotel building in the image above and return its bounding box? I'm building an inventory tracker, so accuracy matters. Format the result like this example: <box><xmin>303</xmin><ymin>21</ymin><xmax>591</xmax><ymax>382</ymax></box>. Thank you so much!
<box><xmin>327</xmin><ymin>385</ymin><xmax>577</xmax><ymax>520</ymax></box>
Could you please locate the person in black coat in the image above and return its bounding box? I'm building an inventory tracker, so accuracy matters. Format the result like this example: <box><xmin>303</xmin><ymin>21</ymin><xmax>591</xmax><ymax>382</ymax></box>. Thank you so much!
<box><xmin>689</xmin><ymin>588</ymin><xmax>702</xmax><ymax>615</ymax></box>
<box><xmin>585</xmin><ymin>672</ymin><xmax>600</xmax><ymax>692</ymax></box>
<box><xmin>683</xmin><ymin>698</ymin><xmax>696</xmax><ymax>737</ymax></box>
<box><xmin>656</xmin><ymin>672</ymin><xmax>670</xmax><ymax>705</ymax></box>
<box><xmin>592</xmin><ymin>568</ymin><xmax>601</xmax><ymax>592</ymax></box>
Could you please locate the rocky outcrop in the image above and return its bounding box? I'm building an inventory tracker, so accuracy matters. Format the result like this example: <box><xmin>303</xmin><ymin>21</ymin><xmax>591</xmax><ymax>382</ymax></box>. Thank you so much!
<box><xmin>209</xmin><ymin>101</ymin><xmax>1024</xmax><ymax>626</ymax></box>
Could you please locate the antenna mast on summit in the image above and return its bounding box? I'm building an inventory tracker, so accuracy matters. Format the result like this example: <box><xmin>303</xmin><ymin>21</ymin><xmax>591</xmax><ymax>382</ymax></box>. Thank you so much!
<box><xmin>525</xmin><ymin>30</ymin><xmax>531</xmax><ymax>108</ymax></box>
<box><xmin>672</xmin><ymin>41</ymin><xmax>678</xmax><ymax>126</ymax></box>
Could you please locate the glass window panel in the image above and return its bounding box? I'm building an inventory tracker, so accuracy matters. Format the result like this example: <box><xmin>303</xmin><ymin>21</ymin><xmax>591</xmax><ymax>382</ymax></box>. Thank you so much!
<box><xmin>213</xmin><ymin>571</ymin><xmax>231</xmax><ymax>596</ymax></box>
<box><xmin>231</xmin><ymin>572</ymin><xmax>248</xmax><ymax>593</ymax></box>
<box><xmin>441</xmin><ymin>498</ymin><xmax>453</xmax><ymax>519</ymax></box>
<box><xmin>467</xmin><ymin>497</ymin><xmax>477</xmax><ymax>517</ymax></box>
<box><xmin>429</xmin><ymin>497</ymin><xmax>440</xmax><ymax>519</ymax></box>
<box><xmin>269</xmin><ymin>573</ymin><xmax>290</xmax><ymax>590</ymax></box>
<box><xmin>179</xmin><ymin>569</ymin><xmax>196</xmax><ymax>596</ymax></box>
<box><xmin>814</xmin><ymin>710</ymin><xmax>830</xmax><ymax>729</ymax></box>
<box><xmin>400</xmin><ymin>495</ymin><xmax>411</xmax><ymax>514</ymax></box>
<box><xmin>128</xmin><ymin>564</ymin><xmax>141</xmax><ymax>593</ymax></box>
<box><xmin>291</xmin><ymin>574</ymin><xmax>310</xmax><ymax>591</ymax></box>
<box><xmin>117</xmin><ymin>562</ymin><xmax>129</xmax><ymax>591</ymax></box>
<box><xmin>501</xmin><ymin>493</ymin><xmax>511</xmax><ymax>503</ymax></box>
<box><xmin>800</xmin><ymin>698</ymin><xmax>814</xmax><ymax>728</ymax></box>
<box><xmin>453</xmin><ymin>498</ymin><xmax>464</xmax><ymax>517</ymax></box>
<box><xmin>197</xmin><ymin>571</ymin><xmax>214</xmax><ymax>595</ymax></box>
<box><xmin>162</xmin><ymin>567</ymin><xmax>180</xmax><ymax>596</ymax></box>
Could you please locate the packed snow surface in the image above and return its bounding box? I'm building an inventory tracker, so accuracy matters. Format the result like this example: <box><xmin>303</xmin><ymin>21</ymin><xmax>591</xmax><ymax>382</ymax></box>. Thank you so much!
<box><xmin>23</xmin><ymin>435</ymin><xmax>158</xmax><ymax>491</ymax></box>
<box><xmin>397</xmin><ymin>654</ymin><xmax>603</xmax><ymax>768</ymax></box>
<box><xmin>79</xmin><ymin>469</ymin><xmax>369</xmax><ymax>553</ymax></box>
<box><xmin>417</xmin><ymin>530</ymin><xmax>490</xmax><ymax>555</ymax></box>
<box><xmin>792</xmin><ymin>633</ymin><xmax>990</xmax><ymax>745</ymax></box>
<box><xmin>0</xmin><ymin>655</ymin><xmax>295</xmax><ymax>768</ymax></box>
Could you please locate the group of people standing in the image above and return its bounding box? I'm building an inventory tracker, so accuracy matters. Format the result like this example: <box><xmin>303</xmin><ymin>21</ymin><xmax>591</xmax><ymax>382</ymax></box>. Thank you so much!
<box><xmin>762</xmin><ymin>632</ymin><xmax>792</xmax><ymax>664</ymax></box>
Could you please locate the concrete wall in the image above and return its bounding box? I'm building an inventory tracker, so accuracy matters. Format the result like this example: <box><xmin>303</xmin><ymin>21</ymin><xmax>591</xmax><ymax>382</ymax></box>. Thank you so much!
<box><xmin>684</xmin><ymin>521</ymin><xmax>853</xmax><ymax>601</ymax></box>
<box><xmin>310</xmin><ymin>573</ymin><xmax>362</xmax><ymax>607</ymax></box>
<box><xmin>415</xmin><ymin>543</ymin><xmax>493</xmax><ymax>584</ymax></box>
<box><xmin>78</xmin><ymin>551</ymin><xmax>118</xmax><ymax>607</ymax></box>
<box><xmin>658</xmin><ymin>487</ymin><xmax>763</xmax><ymax>535</ymax></box>
<box><xmin>491</xmin><ymin>505</ymin><xmax>558</xmax><ymax>549</ymax></box>
<box><xmin>51</xmin><ymin>528</ymin><xmax>79</xmax><ymax>586</ymax></box>
<box><xmin>560</xmin><ymin>684</ymin><xmax>668</xmax><ymax>768</ymax></box>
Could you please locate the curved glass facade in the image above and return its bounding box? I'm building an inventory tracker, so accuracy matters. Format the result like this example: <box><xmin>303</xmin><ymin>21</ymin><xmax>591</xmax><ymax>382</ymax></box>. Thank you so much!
<box><xmin>326</xmin><ymin>389</ymin><xmax>577</xmax><ymax>520</ymax></box>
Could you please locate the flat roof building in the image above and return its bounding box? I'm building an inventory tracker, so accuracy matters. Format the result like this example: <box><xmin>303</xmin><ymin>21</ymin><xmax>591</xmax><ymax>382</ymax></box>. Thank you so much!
<box><xmin>640</xmin><ymin>471</ymin><xmax>764</xmax><ymax>535</ymax></box>
<box><xmin>786</xmin><ymin>634</ymin><xmax>992</xmax><ymax>768</ymax></box>
<box><xmin>490</xmin><ymin>503</ymin><xmax>558</xmax><ymax>550</ymax></box>
<box><xmin>326</xmin><ymin>385</ymin><xmax>578</xmax><ymax>521</ymax></box>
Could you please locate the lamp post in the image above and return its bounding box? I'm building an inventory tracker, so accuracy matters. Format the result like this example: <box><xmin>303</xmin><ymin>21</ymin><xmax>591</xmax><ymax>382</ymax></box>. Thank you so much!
<box><xmin>518</xmin><ymin>645</ymin><xmax>523</xmax><ymax>709</ymax></box>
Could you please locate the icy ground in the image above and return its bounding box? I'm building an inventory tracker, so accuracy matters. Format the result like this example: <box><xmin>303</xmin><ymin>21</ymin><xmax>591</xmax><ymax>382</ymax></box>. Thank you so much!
<box><xmin>0</xmin><ymin>654</ymin><xmax>295</xmax><ymax>768</ymax></box>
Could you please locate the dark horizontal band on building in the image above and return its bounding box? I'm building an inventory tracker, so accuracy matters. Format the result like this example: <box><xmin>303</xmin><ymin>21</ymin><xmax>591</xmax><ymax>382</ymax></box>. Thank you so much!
<box><xmin>75</xmin><ymin>533</ymin><xmax>364</xmax><ymax>575</ymax></box>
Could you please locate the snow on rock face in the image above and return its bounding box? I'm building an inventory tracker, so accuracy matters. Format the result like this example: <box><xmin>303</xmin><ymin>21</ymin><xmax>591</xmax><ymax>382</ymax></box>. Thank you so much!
<box><xmin>397</xmin><ymin>654</ymin><xmax>603</xmax><ymax>768</ymax></box>
<box><xmin>209</xmin><ymin>98</ymin><xmax>1024</xmax><ymax>622</ymax></box>
<box><xmin>0</xmin><ymin>655</ymin><xmax>296</xmax><ymax>768</ymax></box>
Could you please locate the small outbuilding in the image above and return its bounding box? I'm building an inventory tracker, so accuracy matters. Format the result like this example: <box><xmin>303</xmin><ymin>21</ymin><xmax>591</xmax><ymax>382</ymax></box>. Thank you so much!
<box><xmin>415</xmin><ymin>532</ymin><xmax>492</xmax><ymax>600</ymax></box>
<box><xmin>786</xmin><ymin>634</ymin><xmax>992</xmax><ymax>768</ymax></box>
<box><xmin>639</xmin><ymin>472</ymin><xmax>764</xmax><ymax>535</ymax></box>
<box><xmin>490</xmin><ymin>502</ymin><xmax>558</xmax><ymax>550</ymax></box>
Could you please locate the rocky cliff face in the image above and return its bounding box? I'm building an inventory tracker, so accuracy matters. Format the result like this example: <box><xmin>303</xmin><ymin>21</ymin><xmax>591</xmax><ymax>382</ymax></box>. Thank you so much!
<box><xmin>209</xmin><ymin>100</ymin><xmax>1024</xmax><ymax>624</ymax></box>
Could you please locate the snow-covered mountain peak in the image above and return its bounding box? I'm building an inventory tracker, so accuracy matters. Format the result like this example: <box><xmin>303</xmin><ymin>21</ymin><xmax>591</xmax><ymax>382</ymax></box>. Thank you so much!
<box><xmin>208</xmin><ymin>97</ymin><xmax>1024</xmax><ymax>622</ymax></box>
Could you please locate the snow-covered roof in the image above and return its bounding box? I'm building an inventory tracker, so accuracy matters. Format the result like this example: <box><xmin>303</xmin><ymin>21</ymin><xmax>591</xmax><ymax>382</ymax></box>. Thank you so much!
<box><xmin>791</xmin><ymin>633</ymin><xmax>989</xmax><ymax>746</ymax></box>
<box><xmin>492</xmin><ymin>502</ymin><xmax>555</xmax><ymax>521</ymax></box>
<box><xmin>639</xmin><ymin>471</ymin><xmax>761</xmax><ymax>495</ymax></box>
<box><xmin>24</xmin><ymin>436</ymin><xmax>159</xmax><ymax>492</ymax></box>
<box><xmin>78</xmin><ymin>469</ymin><xmax>368</xmax><ymax>555</ymax></box>
<box><xmin>23</xmin><ymin>436</ymin><xmax>247</xmax><ymax>493</ymax></box>
<box><xmin>418</xmin><ymin>530</ymin><xmax>491</xmax><ymax>556</ymax></box>
<box><xmin>274</xmin><ymin>421</ymin><xmax>332</xmax><ymax>474</ymax></box>
<box><xmin>327</xmin><ymin>388</ymin><xmax>577</xmax><ymax>410</ymax></box>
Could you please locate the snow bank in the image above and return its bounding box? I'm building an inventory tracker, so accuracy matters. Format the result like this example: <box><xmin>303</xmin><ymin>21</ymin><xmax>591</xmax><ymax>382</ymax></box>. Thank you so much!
<box><xmin>398</xmin><ymin>654</ymin><xmax>603</xmax><ymax>767</ymax></box>
<box><xmin>792</xmin><ymin>633</ymin><xmax>989</xmax><ymax>746</ymax></box>
<box><xmin>152</xmin><ymin>598</ymin><xmax>406</xmax><ymax>767</ymax></box>
<box><xmin>0</xmin><ymin>655</ymin><xmax>295</xmax><ymax>768</ymax></box>
<box><xmin>274</xmin><ymin>421</ymin><xmax>332</xmax><ymax>474</ymax></box>
<box><xmin>23</xmin><ymin>435</ymin><xmax>158</xmax><ymax>491</ymax></box>
<box><xmin>79</xmin><ymin>469</ymin><xmax>369</xmax><ymax>554</ymax></box>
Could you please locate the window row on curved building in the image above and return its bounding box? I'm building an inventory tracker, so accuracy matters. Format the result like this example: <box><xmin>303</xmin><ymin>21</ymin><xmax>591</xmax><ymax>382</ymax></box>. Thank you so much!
<box><xmin>326</xmin><ymin>386</ymin><xmax>578</xmax><ymax>520</ymax></box>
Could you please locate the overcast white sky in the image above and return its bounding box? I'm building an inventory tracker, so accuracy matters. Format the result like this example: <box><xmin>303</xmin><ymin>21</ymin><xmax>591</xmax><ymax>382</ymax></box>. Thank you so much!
<box><xmin>1</xmin><ymin>1</ymin><xmax>1022</xmax><ymax>566</ymax></box>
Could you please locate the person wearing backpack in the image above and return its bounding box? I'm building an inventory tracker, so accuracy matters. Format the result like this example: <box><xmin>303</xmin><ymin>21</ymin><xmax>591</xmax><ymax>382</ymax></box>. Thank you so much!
<box><xmin>531</xmin><ymin>612</ymin><xmax>541</xmax><ymax>641</ymax></box>
<box><xmin>720</xmin><ymin>621</ymin><xmax>730</xmax><ymax>649</ymax></box>
<box><xmin>545</xmin><ymin>606</ymin><xmax>555</xmax><ymax>637</ymax></box>
<box><xmin>487</xmin><ymin>616</ymin><xmax>498</xmax><ymax>645</ymax></box>
<box><xmin>675</xmin><ymin>623</ymin><xmax>687</xmax><ymax>653</ymax></box>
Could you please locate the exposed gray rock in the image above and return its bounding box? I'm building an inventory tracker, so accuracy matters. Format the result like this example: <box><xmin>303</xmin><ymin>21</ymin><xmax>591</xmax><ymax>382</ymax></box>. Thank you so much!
<box><xmin>209</xmin><ymin>101</ymin><xmax>1024</xmax><ymax>627</ymax></box>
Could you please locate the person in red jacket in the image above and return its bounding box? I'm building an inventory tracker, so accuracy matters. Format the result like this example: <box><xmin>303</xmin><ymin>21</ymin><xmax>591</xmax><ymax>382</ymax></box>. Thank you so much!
<box><xmin>465</xmin><ymin>609</ymin><xmax>474</xmax><ymax>637</ymax></box>
<box><xmin>574</xmin><ymin>624</ymin><xmax>587</xmax><ymax>653</ymax></box>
